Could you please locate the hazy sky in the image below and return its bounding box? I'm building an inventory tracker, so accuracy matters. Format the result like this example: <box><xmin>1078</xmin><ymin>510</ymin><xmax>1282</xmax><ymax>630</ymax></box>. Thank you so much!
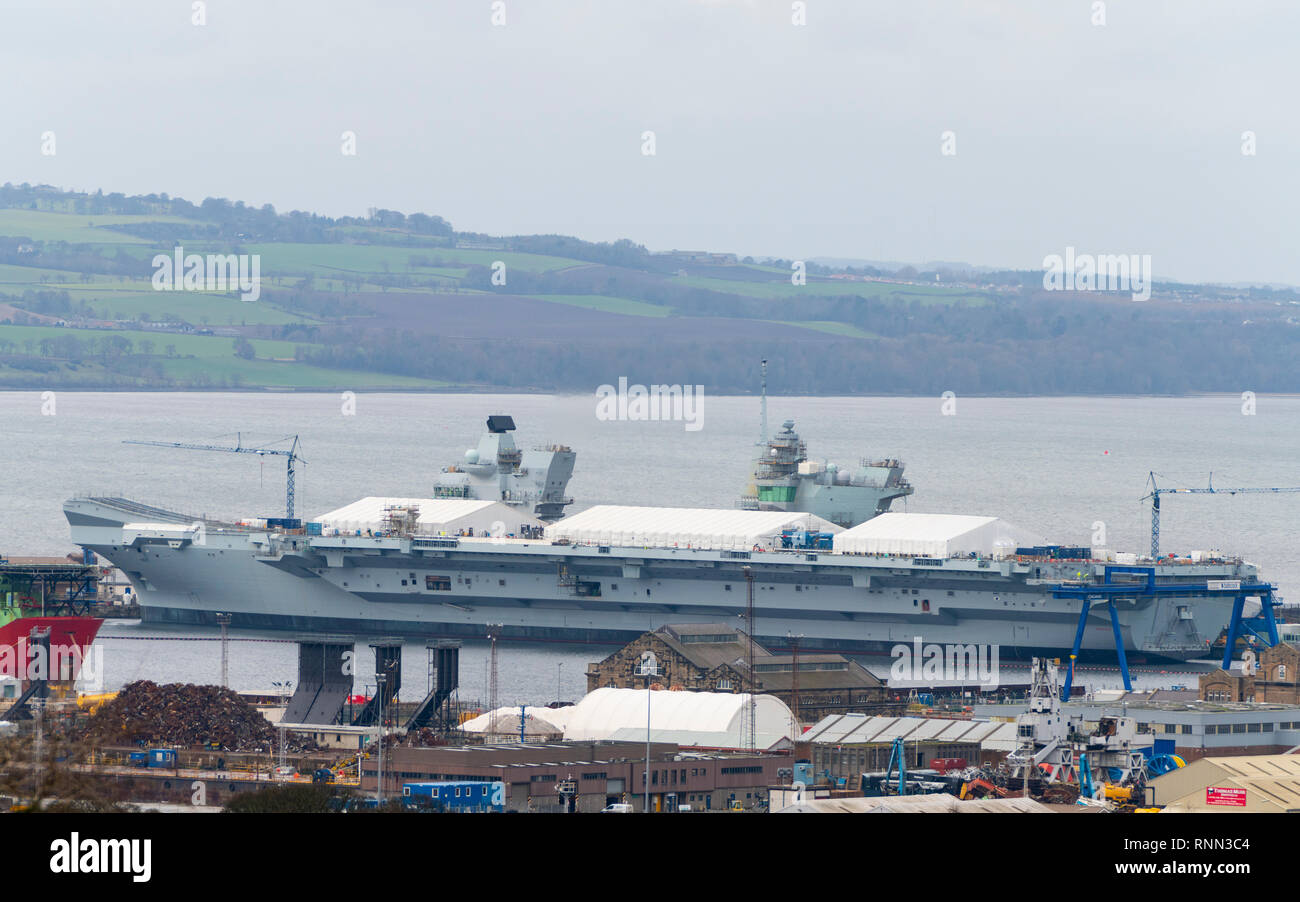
<box><xmin>3</xmin><ymin>0</ymin><xmax>1297</xmax><ymax>284</ymax></box>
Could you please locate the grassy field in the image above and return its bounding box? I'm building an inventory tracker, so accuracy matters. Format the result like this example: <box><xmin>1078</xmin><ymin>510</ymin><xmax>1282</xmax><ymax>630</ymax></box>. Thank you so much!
<box><xmin>0</xmin><ymin>322</ymin><xmax>445</xmax><ymax>388</ymax></box>
<box><xmin>0</xmin><ymin>354</ymin><xmax>444</xmax><ymax>390</ymax></box>
<box><xmin>0</xmin><ymin>323</ymin><xmax>302</xmax><ymax>358</ymax></box>
<box><xmin>243</xmin><ymin>243</ymin><xmax>589</xmax><ymax>277</ymax></box>
<box><xmin>81</xmin><ymin>293</ymin><xmax>316</xmax><ymax>326</ymax></box>
<box><xmin>0</xmin><ymin>209</ymin><xmax>204</xmax><ymax>245</ymax></box>
<box><xmin>525</xmin><ymin>294</ymin><xmax>673</xmax><ymax>317</ymax></box>
<box><xmin>773</xmin><ymin>320</ymin><xmax>879</xmax><ymax>339</ymax></box>
<box><xmin>673</xmin><ymin>272</ymin><xmax>989</xmax><ymax>304</ymax></box>
<box><xmin>0</xmin><ymin>261</ymin><xmax>129</xmax><ymax>286</ymax></box>
<box><xmin>152</xmin><ymin>355</ymin><xmax>446</xmax><ymax>389</ymax></box>
<box><xmin>0</xmin><ymin>257</ymin><xmax>327</xmax><ymax>325</ymax></box>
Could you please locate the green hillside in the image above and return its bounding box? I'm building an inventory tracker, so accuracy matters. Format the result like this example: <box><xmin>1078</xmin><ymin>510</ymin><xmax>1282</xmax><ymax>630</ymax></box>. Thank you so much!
<box><xmin>2</xmin><ymin>183</ymin><xmax>1296</xmax><ymax>395</ymax></box>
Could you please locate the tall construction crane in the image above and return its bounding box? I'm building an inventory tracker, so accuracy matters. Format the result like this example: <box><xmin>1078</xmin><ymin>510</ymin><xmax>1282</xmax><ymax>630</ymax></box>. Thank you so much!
<box><xmin>124</xmin><ymin>433</ymin><xmax>304</xmax><ymax>518</ymax></box>
<box><xmin>1143</xmin><ymin>471</ymin><xmax>1300</xmax><ymax>559</ymax></box>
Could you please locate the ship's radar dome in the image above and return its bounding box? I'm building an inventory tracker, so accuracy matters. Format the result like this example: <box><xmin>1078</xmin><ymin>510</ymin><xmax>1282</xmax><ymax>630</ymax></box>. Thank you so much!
<box><xmin>465</xmin><ymin>449</ymin><xmax>480</xmax><ymax>464</ymax></box>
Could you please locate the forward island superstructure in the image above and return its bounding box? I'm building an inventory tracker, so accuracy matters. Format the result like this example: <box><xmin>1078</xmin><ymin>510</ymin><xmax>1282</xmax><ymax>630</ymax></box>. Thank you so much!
<box><xmin>739</xmin><ymin>418</ymin><xmax>913</xmax><ymax>528</ymax></box>
<box><xmin>738</xmin><ymin>362</ymin><xmax>913</xmax><ymax>528</ymax></box>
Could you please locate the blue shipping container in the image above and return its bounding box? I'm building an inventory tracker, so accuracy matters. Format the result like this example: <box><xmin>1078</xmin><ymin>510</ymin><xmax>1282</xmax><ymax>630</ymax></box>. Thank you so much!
<box><xmin>402</xmin><ymin>781</ymin><xmax>505</xmax><ymax>812</ymax></box>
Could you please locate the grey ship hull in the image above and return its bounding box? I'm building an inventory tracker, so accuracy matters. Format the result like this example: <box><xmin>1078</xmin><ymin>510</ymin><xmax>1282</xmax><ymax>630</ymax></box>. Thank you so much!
<box><xmin>67</xmin><ymin>497</ymin><xmax>1253</xmax><ymax>662</ymax></box>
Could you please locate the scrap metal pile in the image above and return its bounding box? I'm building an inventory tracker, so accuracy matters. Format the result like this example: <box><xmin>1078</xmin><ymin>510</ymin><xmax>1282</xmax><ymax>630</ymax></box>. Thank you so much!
<box><xmin>80</xmin><ymin>681</ymin><xmax>280</xmax><ymax>751</ymax></box>
<box><xmin>957</xmin><ymin>765</ymin><xmax>1082</xmax><ymax>805</ymax></box>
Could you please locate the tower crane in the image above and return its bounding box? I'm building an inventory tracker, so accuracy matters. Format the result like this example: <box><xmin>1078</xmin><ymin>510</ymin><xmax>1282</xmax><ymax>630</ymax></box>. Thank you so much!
<box><xmin>124</xmin><ymin>433</ymin><xmax>304</xmax><ymax>518</ymax></box>
<box><xmin>1143</xmin><ymin>471</ymin><xmax>1300</xmax><ymax>559</ymax></box>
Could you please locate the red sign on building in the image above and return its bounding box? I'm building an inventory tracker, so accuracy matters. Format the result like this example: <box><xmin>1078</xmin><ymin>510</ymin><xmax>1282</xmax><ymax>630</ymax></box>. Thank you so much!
<box><xmin>1205</xmin><ymin>786</ymin><xmax>1247</xmax><ymax>807</ymax></box>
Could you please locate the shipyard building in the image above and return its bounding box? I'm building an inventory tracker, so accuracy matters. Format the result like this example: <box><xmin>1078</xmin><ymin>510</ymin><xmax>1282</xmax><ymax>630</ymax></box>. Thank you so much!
<box><xmin>585</xmin><ymin>623</ymin><xmax>888</xmax><ymax>721</ymax></box>
<box><xmin>1199</xmin><ymin>642</ymin><xmax>1300</xmax><ymax>704</ymax></box>
<box><xmin>1147</xmin><ymin>754</ymin><xmax>1300</xmax><ymax>812</ymax></box>
<box><xmin>364</xmin><ymin>741</ymin><xmax>786</xmax><ymax>812</ymax></box>
<box><xmin>798</xmin><ymin>713</ymin><xmax>1019</xmax><ymax>784</ymax></box>
<box><xmin>973</xmin><ymin>697</ymin><xmax>1300</xmax><ymax>762</ymax></box>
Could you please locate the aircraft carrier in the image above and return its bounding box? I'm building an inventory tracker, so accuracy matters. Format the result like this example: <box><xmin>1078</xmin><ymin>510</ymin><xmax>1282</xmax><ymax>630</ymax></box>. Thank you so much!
<box><xmin>62</xmin><ymin>417</ymin><xmax>1273</xmax><ymax>662</ymax></box>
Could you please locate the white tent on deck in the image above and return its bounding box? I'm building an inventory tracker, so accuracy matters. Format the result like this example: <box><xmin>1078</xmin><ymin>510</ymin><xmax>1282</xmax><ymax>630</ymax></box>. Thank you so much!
<box><xmin>313</xmin><ymin>497</ymin><xmax>543</xmax><ymax>536</ymax></box>
<box><xmin>832</xmin><ymin>512</ymin><xmax>1044</xmax><ymax>558</ymax></box>
<box><xmin>544</xmin><ymin>505</ymin><xmax>840</xmax><ymax>551</ymax></box>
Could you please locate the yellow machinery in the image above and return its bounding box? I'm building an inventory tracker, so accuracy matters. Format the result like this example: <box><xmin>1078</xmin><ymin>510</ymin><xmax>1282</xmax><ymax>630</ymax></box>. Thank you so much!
<box><xmin>1102</xmin><ymin>783</ymin><xmax>1133</xmax><ymax>804</ymax></box>
<box><xmin>76</xmin><ymin>691</ymin><xmax>117</xmax><ymax>714</ymax></box>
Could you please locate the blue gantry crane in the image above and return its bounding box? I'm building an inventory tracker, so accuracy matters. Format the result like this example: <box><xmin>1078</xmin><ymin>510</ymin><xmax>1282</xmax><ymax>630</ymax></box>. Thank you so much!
<box><xmin>124</xmin><ymin>433</ymin><xmax>304</xmax><ymax>518</ymax></box>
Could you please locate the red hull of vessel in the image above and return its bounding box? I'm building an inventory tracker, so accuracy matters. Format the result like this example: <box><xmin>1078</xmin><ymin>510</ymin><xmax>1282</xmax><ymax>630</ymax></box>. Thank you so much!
<box><xmin>0</xmin><ymin>616</ymin><xmax>103</xmax><ymax>679</ymax></box>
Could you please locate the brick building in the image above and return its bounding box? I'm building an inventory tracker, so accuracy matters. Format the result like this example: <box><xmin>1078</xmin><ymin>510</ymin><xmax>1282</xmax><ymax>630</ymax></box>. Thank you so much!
<box><xmin>585</xmin><ymin>623</ymin><xmax>887</xmax><ymax>722</ymax></box>
<box><xmin>1200</xmin><ymin>643</ymin><xmax>1300</xmax><ymax>704</ymax></box>
<box><xmin>363</xmin><ymin>740</ymin><xmax>788</xmax><ymax>812</ymax></box>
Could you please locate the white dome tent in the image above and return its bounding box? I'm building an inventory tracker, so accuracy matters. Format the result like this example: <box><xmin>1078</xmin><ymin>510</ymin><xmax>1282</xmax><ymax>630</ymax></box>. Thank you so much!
<box><xmin>561</xmin><ymin>687</ymin><xmax>797</xmax><ymax>750</ymax></box>
<box><xmin>460</xmin><ymin>705</ymin><xmax>572</xmax><ymax>739</ymax></box>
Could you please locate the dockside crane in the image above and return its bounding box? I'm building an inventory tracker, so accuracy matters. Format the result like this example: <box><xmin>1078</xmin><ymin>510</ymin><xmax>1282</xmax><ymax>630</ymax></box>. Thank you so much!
<box><xmin>124</xmin><ymin>433</ymin><xmax>304</xmax><ymax>518</ymax></box>
<box><xmin>1143</xmin><ymin>471</ymin><xmax>1300</xmax><ymax>559</ymax></box>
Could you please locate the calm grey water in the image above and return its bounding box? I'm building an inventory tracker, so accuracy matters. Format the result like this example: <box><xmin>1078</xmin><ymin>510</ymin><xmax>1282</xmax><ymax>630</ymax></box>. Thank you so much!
<box><xmin>3</xmin><ymin>391</ymin><xmax>1297</xmax><ymax>700</ymax></box>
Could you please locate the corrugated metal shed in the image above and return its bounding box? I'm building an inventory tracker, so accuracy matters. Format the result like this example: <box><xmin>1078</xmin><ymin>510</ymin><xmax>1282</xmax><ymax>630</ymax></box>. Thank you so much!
<box><xmin>832</xmin><ymin>512</ymin><xmax>1043</xmax><ymax>558</ymax></box>
<box><xmin>1152</xmin><ymin>754</ymin><xmax>1300</xmax><ymax>811</ymax></box>
<box><xmin>801</xmin><ymin>713</ymin><xmax>1019</xmax><ymax>751</ymax></box>
<box><xmin>803</xmin><ymin>713</ymin><xmax>876</xmax><ymax>744</ymax></box>
<box><xmin>908</xmin><ymin>718</ymin><xmax>960</xmax><ymax>741</ymax></box>
<box><xmin>544</xmin><ymin>505</ymin><xmax>840</xmax><ymax>551</ymax></box>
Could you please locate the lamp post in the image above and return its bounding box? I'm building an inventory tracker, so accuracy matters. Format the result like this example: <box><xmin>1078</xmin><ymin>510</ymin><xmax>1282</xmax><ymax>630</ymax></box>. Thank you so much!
<box><xmin>215</xmin><ymin>613</ymin><xmax>232</xmax><ymax>688</ymax></box>
<box><xmin>31</xmin><ymin>696</ymin><xmax>45</xmax><ymax>802</ymax></box>
<box><xmin>375</xmin><ymin>672</ymin><xmax>387</xmax><ymax>806</ymax></box>
<box><xmin>636</xmin><ymin>650</ymin><xmax>658</xmax><ymax>813</ymax></box>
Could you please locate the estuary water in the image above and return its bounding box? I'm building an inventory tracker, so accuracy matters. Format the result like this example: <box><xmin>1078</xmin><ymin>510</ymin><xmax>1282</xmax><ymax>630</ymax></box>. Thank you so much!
<box><xmin>2</xmin><ymin>391</ymin><xmax>1297</xmax><ymax>701</ymax></box>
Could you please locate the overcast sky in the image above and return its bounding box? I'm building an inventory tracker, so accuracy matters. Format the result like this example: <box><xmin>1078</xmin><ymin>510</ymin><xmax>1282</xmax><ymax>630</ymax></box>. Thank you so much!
<box><xmin>2</xmin><ymin>0</ymin><xmax>1297</xmax><ymax>284</ymax></box>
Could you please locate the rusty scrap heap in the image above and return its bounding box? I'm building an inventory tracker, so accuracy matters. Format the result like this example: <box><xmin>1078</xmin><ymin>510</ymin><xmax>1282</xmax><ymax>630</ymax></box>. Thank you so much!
<box><xmin>82</xmin><ymin>681</ymin><xmax>278</xmax><ymax>751</ymax></box>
